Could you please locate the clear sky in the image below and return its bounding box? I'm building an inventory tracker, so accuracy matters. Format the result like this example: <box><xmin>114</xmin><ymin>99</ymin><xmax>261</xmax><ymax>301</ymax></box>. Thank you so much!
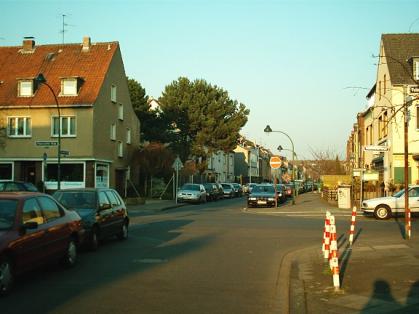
<box><xmin>2</xmin><ymin>0</ymin><xmax>419</xmax><ymax>160</ymax></box>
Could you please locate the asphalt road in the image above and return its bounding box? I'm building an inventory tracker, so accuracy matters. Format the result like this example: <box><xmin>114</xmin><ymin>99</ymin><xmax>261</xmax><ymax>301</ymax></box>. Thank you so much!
<box><xmin>1</xmin><ymin>196</ymin><xmax>321</xmax><ymax>314</ymax></box>
<box><xmin>3</xmin><ymin>194</ymin><xmax>409</xmax><ymax>314</ymax></box>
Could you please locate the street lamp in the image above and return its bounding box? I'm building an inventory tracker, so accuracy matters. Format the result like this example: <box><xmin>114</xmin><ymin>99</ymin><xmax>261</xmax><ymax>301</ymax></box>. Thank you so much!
<box><xmin>36</xmin><ymin>73</ymin><xmax>61</xmax><ymax>190</ymax></box>
<box><xmin>264</xmin><ymin>125</ymin><xmax>296</xmax><ymax>205</ymax></box>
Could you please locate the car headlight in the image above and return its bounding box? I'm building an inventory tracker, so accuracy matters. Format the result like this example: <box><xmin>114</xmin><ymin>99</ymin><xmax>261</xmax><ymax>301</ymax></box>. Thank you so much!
<box><xmin>268</xmin><ymin>197</ymin><xmax>275</xmax><ymax>201</ymax></box>
<box><xmin>249</xmin><ymin>197</ymin><xmax>256</xmax><ymax>200</ymax></box>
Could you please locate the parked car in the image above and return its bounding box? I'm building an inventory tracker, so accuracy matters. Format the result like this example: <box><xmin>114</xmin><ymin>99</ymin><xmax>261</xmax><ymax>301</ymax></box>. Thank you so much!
<box><xmin>0</xmin><ymin>181</ymin><xmax>38</xmax><ymax>192</ymax></box>
<box><xmin>213</xmin><ymin>183</ymin><xmax>225</xmax><ymax>199</ymax></box>
<box><xmin>203</xmin><ymin>183</ymin><xmax>219</xmax><ymax>201</ymax></box>
<box><xmin>243</xmin><ymin>183</ymin><xmax>257</xmax><ymax>194</ymax></box>
<box><xmin>231</xmin><ymin>183</ymin><xmax>243</xmax><ymax>197</ymax></box>
<box><xmin>247</xmin><ymin>184</ymin><xmax>279</xmax><ymax>208</ymax></box>
<box><xmin>275</xmin><ymin>184</ymin><xmax>287</xmax><ymax>203</ymax></box>
<box><xmin>362</xmin><ymin>185</ymin><xmax>419</xmax><ymax>219</ymax></box>
<box><xmin>177</xmin><ymin>184</ymin><xmax>207</xmax><ymax>203</ymax></box>
<box><xmin>221</xmin><ymin>183</ymin><xmax>235</xmax><ymax>198</ymax></box>
<box><xmin>0</xmin><ymin>192</ymin><xmax>84</xmax><ymax>295</ymax></box>
<box><xmin>53</xmin><ymin>188</ymin><xmax>129</xmax><ymax>250</ymax></box>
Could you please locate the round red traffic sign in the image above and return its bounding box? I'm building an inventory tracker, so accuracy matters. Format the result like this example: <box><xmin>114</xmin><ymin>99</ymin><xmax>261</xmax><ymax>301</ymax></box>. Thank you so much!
<box><xmin>270</xmin><ymin>156</ymin><xmax>282</xmax><ymax>169</ymax></box>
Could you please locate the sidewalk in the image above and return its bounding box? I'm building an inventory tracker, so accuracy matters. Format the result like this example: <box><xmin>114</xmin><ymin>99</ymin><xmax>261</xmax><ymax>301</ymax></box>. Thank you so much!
<box><xmin>127</xmin><ymin>199</ymin><xmax>186</xmax><ymax>213</ymax></box>
<box><xmin>284</xmin><ymin>193</ymin><xmax>419</xmax><ymax>313</ymax></box>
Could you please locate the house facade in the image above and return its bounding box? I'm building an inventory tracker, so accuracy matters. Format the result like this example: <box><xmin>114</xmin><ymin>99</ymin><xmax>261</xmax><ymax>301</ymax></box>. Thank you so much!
<box><xmin>0</xmin><ymin>37</ymin><xmax>140</xmax><ymax>195</ymax></box>
<box><xmin>347</xmin><ymin>34</ymin><xmax>419</xmax><ymax>195</ymax></box>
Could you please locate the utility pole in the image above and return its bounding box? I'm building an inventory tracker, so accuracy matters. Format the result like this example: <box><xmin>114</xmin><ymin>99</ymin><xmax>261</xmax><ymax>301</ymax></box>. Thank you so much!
<box><xmin>404</xmin><ymin>88</ymin><xmax>411</xmax><ymax>240</ymax></box>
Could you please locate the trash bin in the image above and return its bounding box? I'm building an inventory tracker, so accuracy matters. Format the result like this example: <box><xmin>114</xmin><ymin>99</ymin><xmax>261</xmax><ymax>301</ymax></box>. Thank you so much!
<box><xmin>337</xmin><ymin>185</ymin><xmax>351</xmax><ymax>209</ymax></box>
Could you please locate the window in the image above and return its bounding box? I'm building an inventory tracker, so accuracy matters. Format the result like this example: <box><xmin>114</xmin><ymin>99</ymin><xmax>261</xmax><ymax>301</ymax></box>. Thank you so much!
<box><xmin>46</xmin><ymin>163</ymin><xmax>84</xmax><ymax>183</ymax></box>
<box><xmin>52</xmin><ymin>116</ymin><xmax>76</xmax><ymax>137</ymax></box>
<box><xmin>0</xmin><ymin>163</ymin><xmax>13</xmax><ymax>181</ymax></box>
<box><xmin>99</xmin><ymin>191</ymin><xmax>111</xmax><ymax>208</ymax></box>
<box><xmin>111</xmin><ymin>85</ymin><xmax>117</xmax><ymax>103</ymax></box>
<box><xmin>8</xmin><ymin>117</ymin><xmax>31</xmax><ymax>137</ymax></box>
<box><xmin>118</xmin><ymin>141</ymin><xmax>123</xmax><ymax>157</ymax></box>
<box><xmin>416</xmin><ymin>61</ymin><xmax>419</xmax><ymax>81</ymax></box>
<box><xmin>38</xmin><ymin>196</ymin><xmax>62</xmax><ymax>221</ymax></box>
<box><xmin>18</xmin><ymin>80</ymin><xmax>34</xmax><ymax>97</ymax></box>
<box><xmin>22</xmin><ymin>198</ymin><xmax>44</xmax><ymax>225</ymax></box>
<box><xmin>126</xmin><ymin>128</ymin><xmax>131</xmax><ymax>144</ymax></box>
<box><xmin>95</xmin><ymin>163</ymin><xmax>109</xmax><ymax>188</ymax></box>
<box><xmin>384</xmin><ymin>74</ymin><xmax>386</xmax><ymax>94</ymax></box>
<box><xmin>378</xmin><ymin>81</ymin><xmax>381</xmax><ymax>100</ymax></box>
<box><xmin>118</xmin><ymin>103</ymin><xmax>124</xmax><ymax>120</ymax></box>
<box><xmin>378</xmin><ymin>116</ymin><xmax>383</xmax><ymax>139</ymax></box>
<box><xmin>110</xmin><ymin>123</ymin><xmax>116</xmax><ymax>140</ymax></box>
<box><xmin>105</xmin><ymin>190</ymin><xmax>120</xmax><ymax>206</ymax></box>
<box><xmin>417</xmin><ymin>106</ymin><xmax>419</xmax><ymax>129</ymax></box>
<box><xmin>383</xmin><ymin>111</ymin><xmax>388</xmax><ymax>138</ymax></box>
<box><xmin>61</xmin><ymin>78</ymin><xmax>78</xmax><ymax>96</ymax></box>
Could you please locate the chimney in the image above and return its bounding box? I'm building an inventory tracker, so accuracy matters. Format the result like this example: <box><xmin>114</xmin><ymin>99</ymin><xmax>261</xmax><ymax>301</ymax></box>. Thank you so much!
<box><xmin>22</xmin><ymin>37</ymin><xmax>35</xmax><ymax>52</ymax></box>
<box><xmin>82</xmin><ymin>36</ymin><xmax>91</xmax><ymax>51</ymax></box>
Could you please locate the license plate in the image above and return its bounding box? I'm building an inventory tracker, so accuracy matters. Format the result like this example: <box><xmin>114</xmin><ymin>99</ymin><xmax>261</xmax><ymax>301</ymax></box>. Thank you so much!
<box><xmin>257</xmin><ymin>200</ymin><xmax>267</xmax><ymax>205</ymax></box>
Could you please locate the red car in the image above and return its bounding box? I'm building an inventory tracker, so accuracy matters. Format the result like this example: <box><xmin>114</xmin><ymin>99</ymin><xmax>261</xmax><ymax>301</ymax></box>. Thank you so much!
<box><xmin>0</xmin><ymin>192</ymin><xmax>84</xmax><ymax>295</ymax></box>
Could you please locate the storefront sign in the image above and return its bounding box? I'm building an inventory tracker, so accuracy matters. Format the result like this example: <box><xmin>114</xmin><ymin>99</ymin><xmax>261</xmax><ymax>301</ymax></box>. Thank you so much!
<box><xmin>36</xmin><ymin>141</ymin><xmax>58</xmax><ymax>147</ymax></box>
<box><xmin>45</xmin><ymin>181</ymin><xmax>85</xmax><ymax>190</ymax></box>
<box><xmin>362</xmin><ymin>171</ymin><xmax>379</xmax><ymax>181</ymax></box>
<box><xmin>364</xmin><ymin>145</ymin><xmax>388</xmax><ymax>152</ymax></box>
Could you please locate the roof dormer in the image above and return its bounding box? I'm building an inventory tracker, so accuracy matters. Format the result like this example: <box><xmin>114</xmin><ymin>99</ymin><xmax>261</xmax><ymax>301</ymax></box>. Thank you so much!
<box><xmin>17</xmin><ymin>78</ymin><xmax>37</xmax><ymax>97</ymax></box>
<box><xmin>60</xmin><ymin>77</ymin><xmax>84</xmax><ymax>96</ymax></box>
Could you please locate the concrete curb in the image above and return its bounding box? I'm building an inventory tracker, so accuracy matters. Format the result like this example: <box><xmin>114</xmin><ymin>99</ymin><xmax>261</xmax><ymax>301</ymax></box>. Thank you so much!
<box><xmin>276</xmin><ymin>245</ymin><xmax>319</xmax><ymax>314</ymax></box>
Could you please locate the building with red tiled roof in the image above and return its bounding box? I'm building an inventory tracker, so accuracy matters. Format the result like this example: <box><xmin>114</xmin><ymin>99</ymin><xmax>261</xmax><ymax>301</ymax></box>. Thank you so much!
<box><xmin>0</xmin><ymin>37</ymin><xmax>140</xmax><ymax>194</ymax></box>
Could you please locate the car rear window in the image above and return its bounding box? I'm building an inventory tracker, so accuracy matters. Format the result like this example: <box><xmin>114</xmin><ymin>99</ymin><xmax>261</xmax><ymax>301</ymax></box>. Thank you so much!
<box><xmin>0</xmin><ymin>200</ymin><xmax>17</xmax><ymax>230</ymax></box>
<box><xmin>252</xmin><ymin>185</ymin><xmax>275</xmax><ymax>193</ymax></box>
<box><xmin>54</xmin><ymin>191</ymin><xmax>97</xmax><ymax>209</ymax></box>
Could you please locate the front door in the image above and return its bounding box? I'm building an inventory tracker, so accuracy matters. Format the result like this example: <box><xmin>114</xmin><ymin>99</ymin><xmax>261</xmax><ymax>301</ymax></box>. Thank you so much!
<box><xmin>115</xmin><ymin>169</ymin><xmax>126</xmax><ymax>197</ymax></box>
<box><xmin>22</xmin><ymin>162</ymin><xmax>36</xmax><ymax>184</ymax></box>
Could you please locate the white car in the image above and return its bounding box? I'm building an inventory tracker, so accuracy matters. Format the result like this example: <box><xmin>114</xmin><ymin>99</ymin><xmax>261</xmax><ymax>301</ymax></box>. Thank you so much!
<box><xmin>362</xmin><ymin>185</ymin><xmax>419</xmax><ymax>219</ymax></box>
<box><xmin>177</xmin><ymin>184</ymin><xmax>207</xmax><ymax>203</ymax></box>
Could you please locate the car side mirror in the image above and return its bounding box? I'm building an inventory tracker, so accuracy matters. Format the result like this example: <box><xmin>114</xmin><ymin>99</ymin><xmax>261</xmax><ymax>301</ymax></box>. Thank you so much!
<box><xmin>20</xmin><ymin>221</ymin><xmax>38</xmax><ymax>234</ymax></box>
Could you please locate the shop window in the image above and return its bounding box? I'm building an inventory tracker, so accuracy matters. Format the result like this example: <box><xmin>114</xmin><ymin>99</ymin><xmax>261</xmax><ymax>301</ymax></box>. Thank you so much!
<box><xmin>0</xmin><ymin>163</ymin><xmax>13</xmax><ymax>181</ymax></box>
<box><xmin>95</xmin><ymin>163</ymin><xmax>109</xmax><ymax>188</ymax></box>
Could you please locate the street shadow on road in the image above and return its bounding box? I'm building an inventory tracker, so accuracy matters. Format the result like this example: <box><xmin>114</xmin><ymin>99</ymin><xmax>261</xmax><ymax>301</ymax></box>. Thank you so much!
<box><xmin>2</xmin><ymin>219</ymin><xmax>215</xmax><ymax>314</ymax></box>
<box><xmin>394</xmin><ymin>215</ymin><xmax>407</xmax><ymax>239</ymax></box>
<box><xmin>338</xmin><ymin>228</ymin><xmax>362</xmax><ymax>286</ymax></box>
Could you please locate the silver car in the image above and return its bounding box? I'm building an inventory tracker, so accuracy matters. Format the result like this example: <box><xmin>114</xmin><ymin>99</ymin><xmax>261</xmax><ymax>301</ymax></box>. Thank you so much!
<box><xmin>362</xmin><ymin>185</ymin><xmax>419</xmax><ymax>219</ymax></box>
<box><xmin>177</xmin><ymin>184</ymin><xmax>207</xmax><ymax>203</ymax></box>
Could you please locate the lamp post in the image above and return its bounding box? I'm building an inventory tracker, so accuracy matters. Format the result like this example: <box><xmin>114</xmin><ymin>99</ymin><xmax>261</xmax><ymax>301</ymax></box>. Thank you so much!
<box><xmin>36</xmin><ymin>73</ymin><xmax>61</xmax><ymax>190</ymax></box>
<box><xmin>264</xmin><ymin>125</ymin><xmax>296</xmax><ymax>205</ymax></box>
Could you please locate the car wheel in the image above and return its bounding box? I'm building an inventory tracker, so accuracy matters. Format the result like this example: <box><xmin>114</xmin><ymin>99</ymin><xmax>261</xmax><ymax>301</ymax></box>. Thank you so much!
<box><xmin>374</xmin><ymin>205</ymin><xmax>391</xmax><ymax>220</ymax></box>
<box><xmin>117</xmin><ymin>222</ymin><xmax>128</xmax><ymax>240</ymax></box>
<box><xmin>62</xmin><ymin>238</ymin><xmax>77</xmax><ymax>268</ymax></box>
<box><xmin>0</xmin><ymin>257</ymin><xmax>14</xmax><ymax>295</ymax></box>
<box><xmin>89</xmin><ymin>228</ymin><xmax>99</xmax><ymax>251</ymax></box>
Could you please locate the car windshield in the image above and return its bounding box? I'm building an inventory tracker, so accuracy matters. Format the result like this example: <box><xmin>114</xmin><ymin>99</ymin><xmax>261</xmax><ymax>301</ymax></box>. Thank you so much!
<box><xmin>54</xmin><ymin>191</ymin><xmax>97</xmax><ymax>209</ymax></box>
<box><xmin>182</xmin><ymin>184</ymin><xmax>199</xmax><ymax>191</ymax></box>
<box><xmin>252</xmin><ymin>185</ymin><xmax>275</xmax><ymax>193</ymax></box>
<box><xmin>221</xmin><ymin>184</ymin><xmax>231</xmax><ymax>189</ymax></box>
<box><xmin>0</xmin><ymin>200</ymin><xmax>17</xmax><ymax>230</ymax></box>
<box><xmin>393</xmin><ymin>189</ymin><xmax>405</xmax><ymax>197</ymax></box>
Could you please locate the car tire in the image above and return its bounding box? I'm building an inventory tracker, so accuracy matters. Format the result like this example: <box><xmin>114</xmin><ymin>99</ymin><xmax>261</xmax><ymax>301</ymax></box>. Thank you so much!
<box><xmin>374</xmin><ymin>205</ymin><xmax>392</xmax><ymax>220</ymax></box>
<box><xmin>62</xmin><ymin>238</ymin><xmax>77</xmax><ymax>268</ymax></box>
<box><xmin>117</xmin><ymin>222</ymin><xmax>128</xmax><ymax>240</ymax></box>
<box><xmin>0</xmin><ymin>257</ymin><xmax>14</xmax><ymax>296</ymax></box>
<box><xmin>89</xmin><ymin>228</ymin><xmax>99</xmax><ymax>251</ymax></box>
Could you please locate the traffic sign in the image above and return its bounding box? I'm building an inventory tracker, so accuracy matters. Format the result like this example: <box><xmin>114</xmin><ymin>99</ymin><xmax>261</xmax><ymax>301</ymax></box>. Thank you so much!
<box><xmin>269</xmin><ymin>156</ymin><xmax>282</xmax><ymax>169</ymax></box>
<box><xmin>172</xmin><ymin>156</ymin><xmax>183</xmax><ymax>171</ymax></box>
<box><xmin>364</xmin><ymin>145</ymin><xmax>388</xmax><ymax>152</ymax></box>
<box><xmin>36</xmin><ymin>141</ymin><xmax>58</xmax><ymax>147</ymax></box>
<box><xmin>60</xmin><ymin>150</ymin><xmax>70</xmax><ymax>156</ymax></box>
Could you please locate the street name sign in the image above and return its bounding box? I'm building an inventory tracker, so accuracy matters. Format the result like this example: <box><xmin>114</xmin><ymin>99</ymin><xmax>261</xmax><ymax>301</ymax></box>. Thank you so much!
<box><xmin>36</xmin><ymin>141</ymin><xmax>58</xmax><ymax>147</ymax></box>
<box><xmin>269</xmin><ymin>156</ymin><xmax>282</xmax><ymax>169</ymax></box>
<box><xmin>60</xmin><ymin>150</ymin><xmax>70</xmax><ymax>156</ymax></box>
<box><xmin>364</xmin><ymin>145</ymin><xmax>388</xmax><ymax>152</ymax></box>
